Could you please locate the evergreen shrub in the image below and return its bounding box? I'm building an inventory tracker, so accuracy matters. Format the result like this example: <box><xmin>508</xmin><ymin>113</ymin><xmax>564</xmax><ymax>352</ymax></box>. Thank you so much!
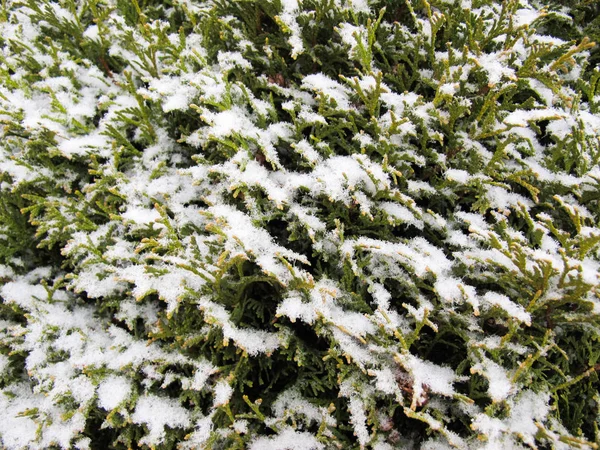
<box><xmin>1</xmin><ymin>0</ymin><xmax>600</xmax><ymax>448</ymax></box>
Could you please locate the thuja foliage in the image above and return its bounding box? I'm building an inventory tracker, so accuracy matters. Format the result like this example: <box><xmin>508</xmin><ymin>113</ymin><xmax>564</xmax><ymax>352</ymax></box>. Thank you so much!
<box><xmin>1</xmin><ymin>0</ymin><xmax>600</xmax><ymax>448</ymax></box>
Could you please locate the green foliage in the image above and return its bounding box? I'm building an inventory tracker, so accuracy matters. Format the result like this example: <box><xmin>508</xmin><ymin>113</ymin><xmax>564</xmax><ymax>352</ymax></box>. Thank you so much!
<box><xmin>0</xmin><ymin>0</ymin><xmax>599</xmax><ymax>449</ymax></box>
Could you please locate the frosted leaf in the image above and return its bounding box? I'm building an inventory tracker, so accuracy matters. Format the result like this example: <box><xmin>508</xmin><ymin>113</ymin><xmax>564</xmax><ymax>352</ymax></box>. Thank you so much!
<box><xmin>202</xmin><ymin>107</ymin><xmax>256</xmax><ymax>140</ymax></box>
<box><xmin>206</xmin><ymin>204</ymin><xmax>310</xmax><ymax>286</ymax></box>
<box><xmin>345</xmin><ymin>0</ymin><xmax>372</xmax><ymax>13</ymax></box>
<box><xmin>0</xmin><ymin>354</ymin><xmax>9</xmax><ymax>375</ymax></box>
<box><xmin>434</xmin><ymin>277</ymin><xmax>465</xmax><ymax>303</ymax></box>
<box><xmin>277</xmin><ymin>292</ymin><xmax>317</xmax><ymax>324</ymax></box>
<box><xmin>380</xmin><ymin>202</ymin><xmax>423</xmax><ymax>229</ymax></box>
<box><xmin>75</xmin><ymin>437</ymin><xmax>92</xmax><ymax>450</ymax></box>
<box><xmin>485</xmin><ymin>186</ymin><xmax>533</xmax><ymax>210</ymax></box>
<box><xmin>1</xmin><ymin>281</ymin><xmax>47</xmax><ymax>310</ymax></box>
<box><xmin>144</xmin><ymin>76</ymin><xmax>197</xmax><ymax>112</ymax></box>
<box><xmin>474</xmin><ymin>52</ymin><xmax>515</xmax><ymax>85</ymax></box>
<box><xmin>472</xmin><ymin>390</ymin><xmax>550</xmax><ymax>448</ymax></box>
<box><xmin>298</xmin><ymin>109</ymin><xmax>327</xmax><ymax>126</ymax></box>
<box><xmin>368</xmin><ymin>367</ymin><xmax>402</xmax><ymax>397</ymax></box>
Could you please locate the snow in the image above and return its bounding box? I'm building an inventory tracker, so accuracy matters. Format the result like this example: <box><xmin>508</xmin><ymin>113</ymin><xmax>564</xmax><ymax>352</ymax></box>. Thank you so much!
<box><xmin>277</xmin><ymin>0</ymin><xmax>304</xmax><ymax>59</ymax></box>
<box><xmin>97</xmin><ymin>375</ymin><xmax>132</xmax><ymax>410</ymax></box>
<box><xmin>132</xmin><ymin>394</ymin><xmax>191</xmax><ymax>446</ymax></box>
<box><xmin>202</xmin><ymin>107</ymin><xmax>256</xmax><ymax>139</ymax></box>
<box><xmin>190</xmin><ymin>362</ymin><xmax>218</xmax><ymax>391</ymax></box>
<box><xmin>0</xmin><ymin>384</ymin><xmax>40</xmax><ymax>449</ymax></box>
<box><xmin>302</xmin><ymin>73</ymin><xmax>352</xmax><ymax>110</ymax></box>
<box><xmin>248</xmin><ymin>427</ymin><xmax>325</xmax><ymax>450</ymax></box>
<box><xmin>471</xmin><ymin>357</ymin><xmax>513</xmax><ymax>402</ymax></box>
<box><xmin>122</xmin><ymin>206</ymin><xmax>161</xmax><ymax>224</ymax></box>
<box><xmin>399</xmin><ymin>354</ymin><xmax>461</xmax><ymax>399</ymax></box>
<box><xmin>482</xmin><ymin>292</ymin><xmax>531</xmax><ymax>325</ymax></box>
<box><xmin>503</xmin><ymin>108</ymin><xmax>564</xmax><ymax>127</ymax></box>
<box><xmin>513</xmin><ymin>9</ymin><xmax>541</xmax><ymax>28</ymax></box>
<box><xmin>471</xmin><ymin>390</ymin><xmax>550</xmax><ymax>448</ymax></box>
<box><xmin>474</xmin><ymin>52</ymin><xmax>516</xmax><ymax>85</ymax></box>
<box><xmin>213</xmin><ymin>381</ymin><xmax>234</xmax><ymax>407</ymax></box>
<box><xmin>445</xmin><ymin>169</ymin><xmax>471</xmax><ymax>184</ymax></box>
<box><xmin>198</xmin><ymin>299</ymin><xmax>281</xmax><ymax>355</ymax></box>
<box><xmin>337</xmin><ymin>23</ymin><xmax>367</xmax><ymax>62</ymax></box>
<box><xmin>217</xmin><ymin>51</ymin><xmax>252</xmax><ymax>72</ymax></box>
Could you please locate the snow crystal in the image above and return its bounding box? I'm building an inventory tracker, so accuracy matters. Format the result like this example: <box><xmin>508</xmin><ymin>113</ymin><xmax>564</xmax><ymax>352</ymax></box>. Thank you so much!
<box><xmin>472</xmin><ymin>390</ymin><xmax>550</xmax><ymax>448</ymax></box>
<box><xmin>199</xmin><ymin>299</ymin><xmax>281</xmax><ymax>355</ymax></box>
<box><xmin>144</xmin><ymin>76</ymin><xmax>197</xmax><ymax>112</ymax></box>
<box><xmin>485</xmin><ymin>185</ymin><xmax>532</xmax><ymax>210</ymax></box>
<box><xmin>233</xmin><ymin>420</ymin><xmax>249</xmax><ymax>434</ymax></box>
<box><xmin>298</xmin><ymin>109</ymin><xmax>327</xmax><ymax>125</ymax></box>
<box><xmin>203</xmin><ymin>107</ymin><xmax>256</xmax><ymax>140</ymax></box>
<box><xmin>381</xmin><ymin>202</ymin><xmax>423</xmax><ymax>228</ymax></box>
<box><xmin>346</xmin><ymin>0</ymin><xmax>371</xmax><ymax>13</ymax></box>
<box><xmin>277</xmin><ymin>292</ymin><xmax>317</xmax><ymax>324</ymax></box>
<box><xmin>439</xmin><ymin>83</ymin><xmax>459</xmax><ymax>96</ymax></box>
<box><xmin>206</xmin><ymin>204</ymin><xmax>310</xmax><ymax>286</ymax></box>
<box><xmin>75</xmin><ymin>437</ymin><xmax>92</xmax><ymax>450</ymax></box>
<box><xmin>369</xmin><ymin>367</ymin><xmax>402</xmax><ymax>396</ymax></box>
<box><xmin>181</xmin><ymin>416</ymin><xmax>214</xmax><ymax>449</ymax></box>
<box><xmin>83</xmin><ymin>25</ymin><xmax>100</xmax><ymax>41</ymax></box>
<box><xmin>507</xmin><ymin>391</ymin><xmax>550</xmax><ymax>445</ymax></box>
